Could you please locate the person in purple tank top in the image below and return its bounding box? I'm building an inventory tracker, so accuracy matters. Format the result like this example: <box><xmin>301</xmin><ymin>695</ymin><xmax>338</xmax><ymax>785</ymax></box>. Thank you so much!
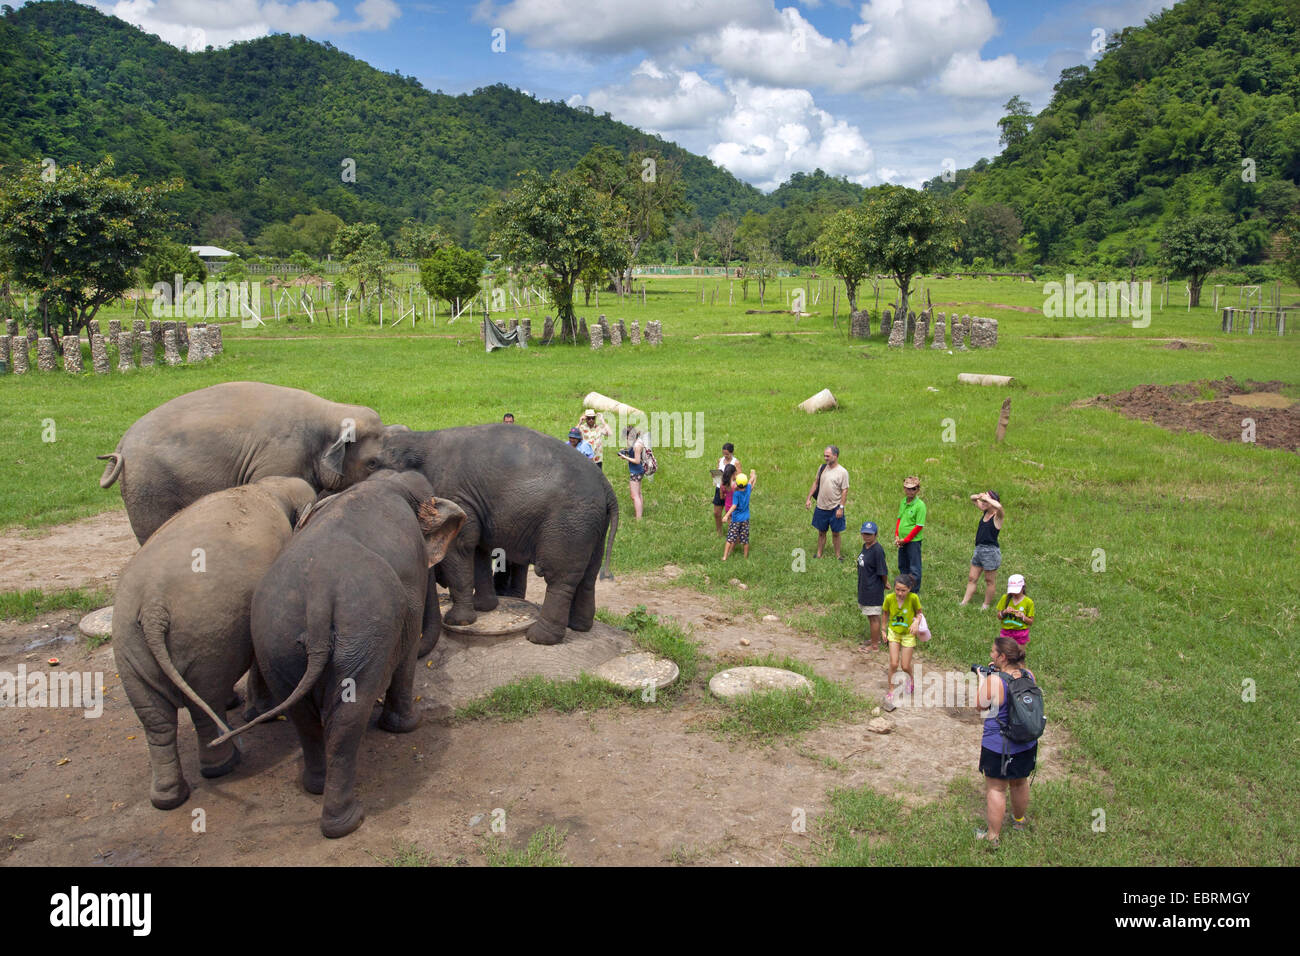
<box><xmin>973</xmin><ymin>636</ymin><xmax>1036</xmax><ymax>848</ymax></box>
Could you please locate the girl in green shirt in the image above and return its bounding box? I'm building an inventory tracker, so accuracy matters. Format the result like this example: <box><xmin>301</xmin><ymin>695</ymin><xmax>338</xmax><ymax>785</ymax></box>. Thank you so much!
<box><xmin>881</xmin><ymin>574</ymin><xmax>922</xmax><ymax>710</ymax></box>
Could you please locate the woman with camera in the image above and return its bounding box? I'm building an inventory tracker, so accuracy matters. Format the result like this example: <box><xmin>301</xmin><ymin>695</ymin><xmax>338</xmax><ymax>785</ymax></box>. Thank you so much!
<box><xmin>974</xmin><ymin>636</ymin><xmax>1037</xmax><ymax>848</ymax></box>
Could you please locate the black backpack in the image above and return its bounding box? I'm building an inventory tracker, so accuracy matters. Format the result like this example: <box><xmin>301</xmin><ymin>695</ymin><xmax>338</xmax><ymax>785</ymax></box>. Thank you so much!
<box><xmin>996</xmin><ymin>669</ymin><xmax>1046</xmax><ymax>745</ymax></box>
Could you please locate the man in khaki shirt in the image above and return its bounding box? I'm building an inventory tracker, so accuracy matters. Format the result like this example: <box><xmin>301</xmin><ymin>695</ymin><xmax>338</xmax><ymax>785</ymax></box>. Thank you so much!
<box><xmin>805</xmin><ymin>445</ymin><xmax>850</xmax><ymax>559</ymax></box>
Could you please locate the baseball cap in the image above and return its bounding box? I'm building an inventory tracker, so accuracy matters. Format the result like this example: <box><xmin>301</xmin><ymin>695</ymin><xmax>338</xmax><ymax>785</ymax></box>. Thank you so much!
<box><xmin>735</xmin><ymin>473</ymin><xmax>748</xmax><ymax>486</ymax></box>
<box><xmin>903</xmin><ymin>475</ymin><xmax>920</xmax><ymax>489</ymax></box>
<box><xmin>860</xmin><ymin>521</ymin><xmax>878</xmax><ymax>534</ymax></box>
<box><xmin>568</xmin><ymin>427</ymin><xmax>582</xmax><ymax>439</ymax></box>
<box><xmin>583</xmin><ymin>408</ymin><xmax>596</xmax><ymax>418</ymax></box>
<box><xmin>1007</xmin><ymin>574</ymin><xmax>1025</xmax><ymax>593</ymax></box>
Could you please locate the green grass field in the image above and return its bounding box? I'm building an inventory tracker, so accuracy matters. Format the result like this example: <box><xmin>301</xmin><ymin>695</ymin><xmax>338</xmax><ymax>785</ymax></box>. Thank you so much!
<box><xmin>3</xmin><ymin>274</ymin><xmax>1298</xmax><ymax>865</ymax></box>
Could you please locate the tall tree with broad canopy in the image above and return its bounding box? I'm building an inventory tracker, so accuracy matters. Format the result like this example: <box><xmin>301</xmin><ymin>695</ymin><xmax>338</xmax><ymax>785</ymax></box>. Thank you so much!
<box><xmin>487</xmin><ymin>170</ymin><xmax>626</xmax><ymax>343</ymax></box>
<box><xmin>1160</xmin><ymin>214</ymin><xmax>1241</xmax><ymax>307</ymax></box>
<box><xmin>419</xmin><ymin>244</ymin><xmax>485</xmax><ymax>310</ymax></box>
<box><xmin>861</xmin><ymin>185</ymin><xmax>962</xmax><ymax>320</ymax></box>
<box><xmin>0</xmin><ymin>158</ymin><xmax>178</xmax><ymax>343</ymax></box>
<box><xmin>814</xmin><ymin>206</ymin><xmax>875</xmax><ymax>313</ymax></box>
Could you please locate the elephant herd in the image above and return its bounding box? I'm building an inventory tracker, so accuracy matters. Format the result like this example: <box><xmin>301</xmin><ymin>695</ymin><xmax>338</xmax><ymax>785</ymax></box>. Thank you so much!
<box><xmin>103</xmin><ymin>381</ymin><xmax>619</xmax><ymax>837</ymax></box>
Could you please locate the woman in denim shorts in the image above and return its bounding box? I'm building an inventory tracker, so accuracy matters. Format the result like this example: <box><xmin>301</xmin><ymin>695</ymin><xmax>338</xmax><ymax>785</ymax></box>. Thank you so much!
<box><xmin>961</xmin><ymin>491</ymin><xmax>1003</xmax><ymax>609</ymax></box>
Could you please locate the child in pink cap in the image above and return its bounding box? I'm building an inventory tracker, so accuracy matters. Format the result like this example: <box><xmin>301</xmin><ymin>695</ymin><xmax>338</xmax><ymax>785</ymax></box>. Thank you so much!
<box><xmin>994</xmin><ymin>574</ymin><xmax>1035</xmax><ymax>647</ymax></box>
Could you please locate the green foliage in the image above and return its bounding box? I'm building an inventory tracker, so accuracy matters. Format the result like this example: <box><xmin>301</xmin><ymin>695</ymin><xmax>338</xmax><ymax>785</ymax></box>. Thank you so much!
<box><xmin>598</xmin><ymin>605</ymin><xmax>701</xmax><ymax>685</ymax></box>
<box><xmin>1279</xmin><ymin>217</ymin><xmax>1300</xmax><ymax>288</ymax></box>
<box><xmin>709</xmin><ymin>653</ymin><xmax>869</xmax><ymax>742</ymax></box>
<box><xmin>331</xmin><ymin>222</ymin><xmax>387</xmax><ymax>260</ymax></box>
<box><xmin>959</xmin><ymin>203</ymin><xmax>1023</xmax><ymax>267</ymax></box>
<box><xmin>0</xmin><ymin>157</ymin><xmax>178</xmax><ymax>339</ymax></box>
<box><xmin>455</xmin><ymin>673</ymin><xmax>629</xmax><ymax>722</ymax></box>
<box><xmin>997</xmin><ymin>96</ymin><xmax>1033</xmax><ymax>149</ymax></box>
<box><xmin>419</xmin><ymin>244</ymin><xmax>485</xmax><ymax>309</ymax></box>
<box><xmin>1161</xmin><ymin>213</ymin><xmax>1242</xmax><ymax>305</ymax></box>
<box><xmin>395</xmin><ymin>219</ymin><xmax>451</xmax><ymax>260</ymax></box>
<box><xmin>288</xmin><ymin>211</ymin><xmax>344</xmax><ymax>258</ymax></box>
<box><xmin>814</xmin><ymin>206</ymin><xmax>874</xmax><ymax>311</ymax></box>
<box><xmin>861</xmin><ymin>186</ymin><xmax>962</xmax><ymax>316</ymax></box>
<box><xmin>139</xmin><ymin>241</ymin><xmax>207</xmax><ymax>287</ymax></box>
<box><xmin>0</xmin><ymin>586</ymin><xmax>113</xmax><ymax>623</ymax></box>
<box><xmin>481</xmin><ymin>825</ymin><xmax>569</xmax><ymax>867</ymax></box>
<box><xmin>287</xmin><ymin>250</ymin><xmax>314</xmax><ymax>270</ymax></box>
<box><xmin>486</xmin><ymin>170</ymin><xmax>625</xmax><ymax>342</ymax></box>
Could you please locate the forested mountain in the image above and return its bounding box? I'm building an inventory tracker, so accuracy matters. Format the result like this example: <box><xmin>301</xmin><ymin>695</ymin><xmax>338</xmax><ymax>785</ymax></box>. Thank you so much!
<box><xmin>0</xmin><ymin>0</ymin><xmax>764</xmax><ymax>246</ymax></box>
<box><xmin>926</xmin><ymin>0</ymin><xmax>1300</xmax><ymax>269</ymax></box>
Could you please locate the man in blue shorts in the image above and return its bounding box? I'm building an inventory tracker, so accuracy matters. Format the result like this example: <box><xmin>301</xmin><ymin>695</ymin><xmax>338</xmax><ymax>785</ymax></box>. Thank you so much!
<box><xmin>805</xmin><ymin>445</ymin><xmax>850</xmax><ymax>560</ymax></box>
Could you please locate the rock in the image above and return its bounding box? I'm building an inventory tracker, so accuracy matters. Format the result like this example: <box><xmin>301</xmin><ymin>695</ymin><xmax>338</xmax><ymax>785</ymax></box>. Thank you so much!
<box><xmin>762</xmin><ymin>614</ymin><xmax>779</xmax><ymax>622</ymax></box>
<box><xmin>870</xmin><ymin>706</ymin><xmax>881</xmax><ymax>717</ymax></box>
<box><xmin>437</xmin><ymin>594</ymin><xmax>537</xmax><ymax>637</ymax></box>
<box><xmin>867</xmin><ymin>717</ymin><xmax>892</xmax><ymax>734</ymax></box>
<box><xmin>10</xmin><ymin>337</ymin><xmax>29</xmax><ymax>374</ymax></box>
<box><xmin>850</xmin><ymin>309</ymin><xmax>872</xmax><ymax>339</ymax></box>
<box><xmin>162</xmin><ymin>329</ymin><xmax>181</xmax><ymax>365</ymax></box>
<box><xmin>887</xmin><ymin>312</ymin><xmax>906</xmax><ymax>348</ymax></box>
<box><xmin>592</xmin><ymin>652</ymin><xmax>679</xmax><ymax>692</ymax></box>
<box><xmin>62</xmin><ymin>335</ymin><xmax>82</xmax><ymax>373</ymax></box>
<box><xmin>589</xmin><ymin>323</ymin><xmax>604</xmax><ymax>349</ymax></box>
<box><xmin>739</xmin><ymin>638</ymin><xmax>750</xmax><ymax>646</ymax></box>
<box><xmin>931</xmin><ymin>313</ymin><xmax>947</xmax><ymax>349</ymax></box>
<box><xmin>90</xmin><ymin>334</ymin><xmax>109</xmax><ymax>374</ymax></box>
<box><xmin>117</xmin><ymin>332</ymin><xmax>135</xmax><ymax>371</ymax></box>
<box><xmin>36</xmin><ymin>336</ymin><xmax>57</xmax><ymax>371</ymax></box>
<box><xmin>729</xmin><ymin>578</ymin><xmax>747</xmax><ymax>590</ymax></box>
<box><xmin>710</xmin><ymin>666</ymin><xmax>813</xmax><ymax>699</ymax></box>
<box><xmin>79</xmin><ymin>606</ymin><xmax>114</xmax><ymax>639</ymax></box>
<box><xmin>629</xmin><ymin>320</ymin><xmax>641</xmax><ymax>344</ymax></box>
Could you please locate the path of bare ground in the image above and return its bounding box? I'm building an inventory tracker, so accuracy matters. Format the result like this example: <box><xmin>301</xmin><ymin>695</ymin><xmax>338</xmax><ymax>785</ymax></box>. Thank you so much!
<box><xmin>1</xmin><ymin>513</ymin><xmax>1073</xmax><ymax>867</ymax></box>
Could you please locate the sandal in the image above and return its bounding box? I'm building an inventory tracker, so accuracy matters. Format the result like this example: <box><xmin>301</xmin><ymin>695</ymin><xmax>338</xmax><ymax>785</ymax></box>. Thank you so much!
<box><xmin>883</xmin><ymin>692</ymin><xmax>896</xmax><ymax>712</ymax></box>
<box><xmin>974</xmin><ymin>828</ymin><xmax>1000</xmax><ymax>848</ymax></box>
<box><xmin>1012</xmin><ymin>818</ymin><xmax>1027</xmax><ymax>832</ymax></box>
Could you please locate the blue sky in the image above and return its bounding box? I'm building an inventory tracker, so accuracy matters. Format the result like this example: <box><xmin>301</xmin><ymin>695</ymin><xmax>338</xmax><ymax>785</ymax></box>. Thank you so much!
<box><xmin>81</xmin><ymin>0</ymin><xmax>1177</xmax><ymax>190</ymax></box>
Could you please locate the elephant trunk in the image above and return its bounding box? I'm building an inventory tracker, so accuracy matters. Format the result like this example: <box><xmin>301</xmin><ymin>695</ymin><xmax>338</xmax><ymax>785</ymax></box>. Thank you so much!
<box><xmin>140</xmin><ymin>605</ymin><xmax>233</xmax><ymax>738</ymax></box>
<box><xmin>599</xmin><ymin>483</ymin><xmax>618</xmax><ymax>581</ymax></box>
<box><xmin>209</xmin><ymin>595</ymin><xmax>334</xmax><ymax>746</ymax></box>
<box><xmin>97</xmin><ymin>451</ymin><xmax>124</xmax><ymax>488</ymax></box>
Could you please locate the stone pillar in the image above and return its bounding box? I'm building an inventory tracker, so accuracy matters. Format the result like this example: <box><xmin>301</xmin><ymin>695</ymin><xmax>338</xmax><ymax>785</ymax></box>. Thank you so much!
<box><xmin>117</xmin><ymin>332</ymin><xmax>135</xmax><ymax>370</ymax></box>
<box><xmin>597</xmin><ymin>315</ymin><xmax>611</xmax><ymax>341</ymax></box>
<box><xmin>11</xmin><ymin>336</ymin><xmax>29</xmax><ymax>373</ymax></box>
<box><xmin>132</xmin><ymin>319</ymin><xmax>146</xmax><ymax>339</ymax></box>
<box><xmin>616</xmin><ymin>318</ymin><xmax>627</xmax><ymax>342</ymax></box>
<box><xmin>646</xmin><ymin>320</ymin><xmax>663</xmax><ymax>344</ymax></box>
<box><xmin>519</xmin><ymin>319</ymin><xmax>531</xmax><ymax>345</ymax></box>
<box><xmin>913</xmin><ymin>310</ymin><xmax>930</xmax><ymax>348</ymax></box>
<box><xmin>590</xmin><ymin>324</ymin><xmax>604</xmax><ymax>349</ymax></box>
<box><xmin>630</xmin><ymin>320</ymin><xmax>641</xmax><ymax>344</ymax></box>
<box><xmin>88</xmin><ymin>319</ymin><xmax>101</xmax><ymax>337</ymax></box>
<box><xmin>578</xmin><ymin>317</ymin><xmax>589</xmax><ymax>344</ymax></box>
<box><xmin>186</xmin><ymin>326</ymin><xmax>206</xmax><ymax>363</ymax></box>
<box><xmin>177</xmin><ymin>321</ymin><xmax>189</xmax><ymax>351</ymax></box>
<box><xmin>4</xmin><ymin>318</ymin><xmax>16</xmax><ymax>337</ymax></box>
<box><xmin>541</xmin><ymin>316</ymin><xmax>555</xmax><ymax>345</ymax></box>
<box><xmin>609</xmin><ymin>322</ymin><xmax>622</xmax><ymax>346</ymax></box>
<box><xmin>849</xmin><ymin>310</ymin><xmax>871</xmax><ymax>339</ymax></box>
<box><xmin>140</xmin><ymin>328</ymin><xmax>155</xmax><ymax>366</ymax></box>
<box><xmin>0</xmin><ymin>334</ymin><xmax>9</xmax><ymax>372</ymax></box>
<box><xmin>36</xmin><ymin>336</ymin><xmax>57</xmax><ymax>371</ymax></box>
<box><xmin>26</xmin><ymin>327</ymin><xmax>37</xmax><ymax>351</ymax></box>
<box><xmin>970</xmin><ymin>317</ymin><xmax>998</xmax><ymax>348</ymax></box>
<box><xmin>150</xmin><ymin>320</ymin><xmax>163</xmax><ymax>355</ymax></box>
<box><xmin>108</xmin><ymin>319</ymin><xmax>122</xmax><ymax>342</ymax></box>
<box><xmin>931</xmin><ymin>313</ymin><xmax>947</xmax><ymax>349</ymax></box>
<box><xmin>207</xmin><ymin>325</ymin><xmax>223</xmax><ymax>355</ymax></box>
<box><xmin>955</xmin><ymin>314</ymin><xmax>970</xmax><ymax>350</ymax></box>
<box><xmin>887</xmin><ymin>313</ymin><xmax>906</xmax><ymax>348</ymax></box>
<box><xmin>163</xmin><ymin>329</ymin><xmax>181</xmax><ymax>365</ymax></box>
<box><xmin>62</xmin><ymin>335</ymin><xmax>83</xmax><ymax>373</ymax></box>
<box><xmin>905</xmin><ymin>310</ymin><xmax>917</xmax><ymax>342</ymax></box>
<box><xmin>91</xmin><ymin>334</ymin><xmax>110</xmax><ymax>373</ymax></box>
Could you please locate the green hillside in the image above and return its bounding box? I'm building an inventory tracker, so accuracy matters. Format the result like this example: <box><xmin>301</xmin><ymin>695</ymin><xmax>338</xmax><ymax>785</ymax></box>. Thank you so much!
<box><xmin>0</xmin><ymin>0</ymin><xmax>763</xmax><ymax>245</ymax></box>
<box><xmin>926</xmin><ymin>0</ymin><xmax>1300</xmax><ymax>270</ymax></box>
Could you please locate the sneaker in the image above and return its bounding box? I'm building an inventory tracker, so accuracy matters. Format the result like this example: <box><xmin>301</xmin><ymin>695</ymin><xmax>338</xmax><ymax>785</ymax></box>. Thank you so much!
<box><xmin>1012</xmin><ymin>818</ymin><xmax>1027</xmax><ymax>832</ymax></box>
<box><xmin>974</xmin><ymin>827</ymin><xmax>1000</xmax><ymax>848</ymax></box>
<box><xmin>883</xmin><ymin>692</ymin><xmax>896</xmax><ymax>712</ymax></box>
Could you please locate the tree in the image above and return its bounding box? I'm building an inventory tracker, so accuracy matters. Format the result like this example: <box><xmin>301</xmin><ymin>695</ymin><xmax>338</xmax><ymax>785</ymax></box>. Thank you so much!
<box><xmin>1277</xmin><ymin>217</ymin><xmax>1300</xmax><ymax>292</ymax></box>
<box><xmin>997</xmin><ymin>96</ymin><xmax>1034</xmax><ymax>149</ymax></box>
<box><xmin>0</xmin><ymin>158</ymin><xmax>178</xmax><ymax>342</ymax></box>
<box><xmin>960</xmin><ymin>204</ymin><xmax>1022</xmax><ymax>266</ymax></box>
<box><xmin>331</xmin><ymin>222</ymin><xmax>387</xmax><ymax>259</ymax></box>
<box><xmin>288</xmin><ymin>250</ymin><xmax>315</xmax><ymax>270</ymax></box>
<box><xmin>1160</xmin><ymin>213</ymin><xmax>1240</xmax><ymax>307</ymax></box>
<box><xmin>860</xmin><ymin>186</ymin><xmax>962</xmax><ymax>320</ymax></box>
<box><xmin>711</xmin><ymin>213</ymin><xmax>738</xmax><ymax>267</ymax></box>
<box><xmin>255</xmin><ymin>222</ymin><xmax>298</xmax><ymax>258</ymax></box>
<box><xmin>486</xmin><ymin>170</ymin><xmax>625</xmax><ymax>343</ymax></box>
<box><xmin>395</xmin><ymin>219</ymin><xmax>451</xmax><ymax>260</ymax></box>
<box><xmin>342</xmin><ymin>240</ymin><xmax>388</xmax><ymax>303</ymax></box>
<box><xmin>419</xmin><ymin>244</ymin><xmax>485</xmax><ymax>310</ymax></box>
<box><xmin>814</xmin><ymin>206</ymin><xmax>874</xmax><ymax>312</ymax></box>
<box><xmin>289</xmin><ymin>210</ymin><xmax>344</xmax><ymax>258</ymax></box>
<box><xmin>139</xmin><ymin>241</ymin><xmax>207</xmax><ymax>287</ymax></box>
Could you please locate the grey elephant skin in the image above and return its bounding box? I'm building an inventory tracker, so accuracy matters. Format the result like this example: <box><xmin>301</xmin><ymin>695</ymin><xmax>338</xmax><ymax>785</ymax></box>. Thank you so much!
<box><xmin>215</xmin><ymin>470</ymin><xmax>465</xmax><ymax>839</ymax></box>
<box><xmin>98</xmin><ymin>381</ymin><xmax>401</xmax><ymax>544</ymax></box>
<box><xmin>377</xmin><ymin>423</ymin><xmax>618</xmax><ymax>646</ymax></box>
<box><xmin>112</xmin><ymin>476</ymin><xmax>318</xmax><ymax>811</ymax></box>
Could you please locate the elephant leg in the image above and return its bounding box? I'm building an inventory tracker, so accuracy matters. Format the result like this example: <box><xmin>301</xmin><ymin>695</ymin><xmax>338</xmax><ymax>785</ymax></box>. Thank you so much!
<box><xmin>440</xmin><ymin>538</ymin><xmax>479</xmax><ymax>627</ymax></box>
<box><xmin>320</xmin><ymin>699</ymin><xmax>371</xmax><ymax>839</ymax></box>
<box><xmin>568</xmin><ymin>545</ymin><xmax>603</xmax><ymax>632</ymax></box>
<box><xmin>286</xmin><ymin>696</ymin><xmax>327</xmax><ymax>796</ymax></box>
<box><xmin>191</xmin><ymin>705</ymin><xmax>241</xmax><ymax>779</ymax></box>
<box><xmin>526</xmin><ymin>576</ymin><xmax>577</xmax><ymax>645</ymax></box>
<box><xmin>472</xmin><ymin>549</ymin><xmax>500</xmax><ymax>612</ymax></box>
<box><xmin>379</xmin><ymin>615</ymin><xmax>422</xmax><ymax>733</ymax></box>
<box><xmin>125</xmin><ymin>680</ymin><xmax>190</xmax><ymax>810</ymax></box>
<box><xmin>241</xmin><ymin>655</ymin><xmax>276</xmax><ymax>722</ymax></box>
<box><xmin>505</xmin><ymin>561</ymin><xmax>528</xmax><ymax>599</ymax></box>
<box><xmin>418</xmin><ymin>568</ymin><xmax>442</xmax><ymax>658</ymax></box>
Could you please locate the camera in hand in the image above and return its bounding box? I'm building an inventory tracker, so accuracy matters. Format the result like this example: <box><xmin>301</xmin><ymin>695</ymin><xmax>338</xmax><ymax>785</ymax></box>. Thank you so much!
<box><xmin>971</xmin><ymin>663</ymin><xmax>1000</xmax><ymax>675</ymax></box>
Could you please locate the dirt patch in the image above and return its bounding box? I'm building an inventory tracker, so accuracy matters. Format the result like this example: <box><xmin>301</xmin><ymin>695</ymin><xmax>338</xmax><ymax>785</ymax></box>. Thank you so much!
<box><xmin>0</xmin><ymin>511</ymin><xmax>137</xmax><ymax>594</ymax></box>
<box><xmin>1</xmin><ymin>528</ymin><xmax>1075</xmax><ymax>867</ymax></box>
<box><xmin>1162</xmin><ymin>339</ymin><xmax>1212</xmax><ymax>351</ymax></box>
<box><xmin>1087</xmin><ymin>377</ymin><xmax>1299</xmax><ymax>452</ymax></box>
<box><xmin>932</xmin><ymin>301</ymin><xmax>1039</xmax><ymax>313</ymax></box>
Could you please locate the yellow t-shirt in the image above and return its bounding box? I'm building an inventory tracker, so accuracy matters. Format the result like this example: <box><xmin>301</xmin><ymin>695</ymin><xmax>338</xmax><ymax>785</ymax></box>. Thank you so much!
<box><xmin>882</xmin><ymin>592</ymin><xmax>922</xmax><ymax>636</ymax></box>
<box><xmin>995</xmin><ymin>594</ymin><xmax>1034</xmax><ymax>631</ymax></box>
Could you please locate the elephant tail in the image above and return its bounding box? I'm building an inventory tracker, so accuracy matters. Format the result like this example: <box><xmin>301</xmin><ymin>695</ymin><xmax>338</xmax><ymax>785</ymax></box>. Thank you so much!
<box><xmin>140</xmin><ymin>604</ymin><xmax>233</xmax><ymax>738</ymax></box>
<box><xmin>209</xmin><ymin>590</ymin><xmax>333</xmax><ymax>746</ymax></box>
<box><xmin>97</xmin><ymin>451</ymin><xmax>124</xmax><ymax>488</ymax></box>
<box><xmin>598</xmin><ymin>482</ymin><xmax>618</xmax><ymax>581</ymax></box>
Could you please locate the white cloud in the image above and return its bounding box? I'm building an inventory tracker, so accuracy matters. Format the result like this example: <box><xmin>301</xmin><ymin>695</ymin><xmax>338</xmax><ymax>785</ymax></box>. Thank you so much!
<box><xmin>934</xmin><ymin>51</ymin><xmax>1046</xmax><ymax>99</ymax></box>
<box><xmin>580</xmin><ymin>60</ymin><xmax>731</xmax><ymax>132</ymax></box>
<box><xmin>82</xmin><ymin>0</ymin><xmax>399</xmax><ymax>51</ymax></box>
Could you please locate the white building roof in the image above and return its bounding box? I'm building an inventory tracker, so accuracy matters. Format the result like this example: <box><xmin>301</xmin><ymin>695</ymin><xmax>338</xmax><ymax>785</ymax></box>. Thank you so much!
<box><xmin>189</xmin><ymin>245</ymin><xmax>235</xmax><ymax>258</ymax></box>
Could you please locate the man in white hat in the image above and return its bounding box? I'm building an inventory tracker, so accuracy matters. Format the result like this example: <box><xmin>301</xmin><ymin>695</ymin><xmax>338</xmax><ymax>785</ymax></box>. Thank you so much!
<box><xmin>576</xmin><ymin>408</ymin><xmax>613</xmax><ymax>470</ymax></box>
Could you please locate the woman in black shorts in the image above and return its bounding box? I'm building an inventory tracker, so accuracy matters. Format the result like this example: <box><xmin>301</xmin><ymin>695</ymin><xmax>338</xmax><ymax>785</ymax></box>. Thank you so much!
<box><xmin>974</xmin><ymin>636</ymin><xmax>1036</xmax><ymax>848</ymax></box>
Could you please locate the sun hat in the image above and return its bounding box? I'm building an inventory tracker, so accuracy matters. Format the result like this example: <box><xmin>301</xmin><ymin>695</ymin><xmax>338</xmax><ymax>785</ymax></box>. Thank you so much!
<box><xmin>903</xmin><ymin>475</ymin><xmax>920</xmax><ymax>489</ymax></box>
<box><xmin>860</xmin><ymin>521</ymin><xmax>878</xmax><ymax>534</ymax></box>
<box><xmin>1007</xmin><ymin>574</ymin><xmax>1025</xmax><ymax>594</ymax></box>
<box><xmin>568</xmin><ymin>427</ymin><xmax>582</xmax><ymax>439</ymax></box>
<box><xmin>583</xmin><ymin>408</ymin><xmax>596</xmax><ymax>418</ymax></box>
<box><xmin>735</xmin><ymin>473</ymin><xmax>748</xmax><ymax>486</ymax></box>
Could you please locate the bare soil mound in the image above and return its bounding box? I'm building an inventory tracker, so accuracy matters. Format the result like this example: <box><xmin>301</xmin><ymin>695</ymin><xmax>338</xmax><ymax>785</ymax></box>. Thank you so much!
<box><xmin>1088</xmin><ymin>377</ymin><xmax>1299</xmax><ymax>452</ymax></box>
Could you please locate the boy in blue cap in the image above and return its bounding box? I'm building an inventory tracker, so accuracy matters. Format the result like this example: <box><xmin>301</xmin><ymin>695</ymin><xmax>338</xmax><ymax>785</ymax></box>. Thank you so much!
<box><xmin>566</xmin><ymin>427</ymin><xmax>595</xmax><ymax>460</ymax></box>
<box><xmin>857</xmin><ymin>521</ymin><xmax>889</xmax><ymax>651</ymax></box>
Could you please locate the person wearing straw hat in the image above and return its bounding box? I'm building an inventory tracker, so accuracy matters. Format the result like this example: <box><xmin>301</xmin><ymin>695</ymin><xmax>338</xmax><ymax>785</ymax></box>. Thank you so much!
<box><xmin>576</xmin><ymin>408</ymin><xmax>612</xmax><ymax>470</ymax></box>
<box><xmin>894</xmin><ymin>475</ymin><xmax>926</xmax><ymax>593</ymax></box>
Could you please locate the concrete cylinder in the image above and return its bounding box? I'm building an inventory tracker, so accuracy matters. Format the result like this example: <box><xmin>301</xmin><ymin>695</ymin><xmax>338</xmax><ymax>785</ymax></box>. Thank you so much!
<box><xmin>163</xmin><ymin>329</ymin><xmax>181</xmax><ymax>365</ymax></box>
<box><xmin>36</xmin><ymin>336</ymin><xmax>57</xmax><ymax>371</ymax></box>
<box><xmin>11</xmin><ymin>337</ymin><xmax>29</xmax><ymax>374</ymax></box>
<box><xmin>91</xmin><ymin>334</ymin><xmax>110</xmax><ymax>373</ymax></box>
<box><xmin>139</xmin><ymin>329</ymin><xmax>155</xmax><ymax>366</ymax></box>
<box><xmin>630</xmin><ymin>320</ymin><xmax>641</xmax><ymax>344</ymax></box>
<box><xmin>62</xmin><ymin>335</ymin><xmax>83</xmax><ymax>373</ymax></box>
<box><xmin>117</xmin><ymin>332</ymin><xmax>135</xmax><ymax>370</ymax></box>
<box><xmin>931</xmin><ymin>313</ymin><xmax>947</xmax><ymax>349</ymax></box>
<box><xmin>590</xmin><ymin>324</ymin><xmax>604</xmax><ymax>349</ymax></box>
<box><xmin>207</xmin><ymin>325</ymin><xmax>223</xmax><ymax>355</ymax></box>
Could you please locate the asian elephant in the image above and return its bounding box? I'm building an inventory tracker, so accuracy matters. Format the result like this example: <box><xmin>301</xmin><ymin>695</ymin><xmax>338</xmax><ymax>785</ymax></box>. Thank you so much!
<box><xmin>112</xmin><ymin>476</ymin><xmax>318</xmax><ymax>811</ymax></box>
<box><xmin>374</xmin><ymin>424</ymin><xmax>618</xmax><ymax>646</ymax></box>
<box><xmin>98</xmin><ymin>381</ymin><xmax>404</xmax><ymax>544</ymax></box>
<box><xmin>213</xmin><ymin>470</ymin><xmax>465</xmax><ymax>839</ymax></box>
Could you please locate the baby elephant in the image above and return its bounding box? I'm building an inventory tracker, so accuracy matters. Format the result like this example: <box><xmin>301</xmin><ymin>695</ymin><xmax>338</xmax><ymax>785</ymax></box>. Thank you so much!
<box><xmin>214</xmin><ymin>470</ymin><xmax>465</xmax><ymax>838</ymax></box>
<box><xmin>113</xmin><ymin>476</ymin><xmax>318</xmax><ymax>810</ymax></box>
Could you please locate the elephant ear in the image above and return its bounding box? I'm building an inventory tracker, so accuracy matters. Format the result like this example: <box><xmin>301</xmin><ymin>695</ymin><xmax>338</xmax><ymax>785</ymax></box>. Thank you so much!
<box><xmin>318</xmin><ymin>431</ymin><xmax>353</xmax><ymax>489</ymax></box>
<box><xmin>418</xmin><ymin>497</ymin><xmax>466</xmax><ymax>567</ymax></box>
